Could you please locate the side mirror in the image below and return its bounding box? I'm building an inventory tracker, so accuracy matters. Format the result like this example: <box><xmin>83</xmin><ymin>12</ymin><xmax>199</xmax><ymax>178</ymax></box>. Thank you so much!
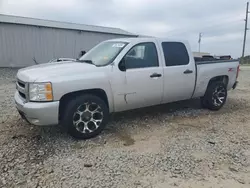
<box><xmin>119</xmin><ymin>58</ymin><xmax>126</xmax><ymax>71</ymax></box>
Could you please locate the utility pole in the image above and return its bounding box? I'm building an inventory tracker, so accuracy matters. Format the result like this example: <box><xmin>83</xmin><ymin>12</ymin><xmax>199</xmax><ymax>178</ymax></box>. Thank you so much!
<box><xmin>242</xmin><ymin>2</ymin><xmax>249</xmax><ymax>58</ymax></box>
<box><xmin>198</xmin><ymin>32</ymin><xmax>202</xmax><ymax>53</ymax></box>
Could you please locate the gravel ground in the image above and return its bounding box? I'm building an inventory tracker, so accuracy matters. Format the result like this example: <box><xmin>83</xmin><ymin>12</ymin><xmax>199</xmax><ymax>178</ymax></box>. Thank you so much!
<box><xmin>1</xmin><ymin>67</ymin><xmax>250</xmax><ymax>188</ymax></box>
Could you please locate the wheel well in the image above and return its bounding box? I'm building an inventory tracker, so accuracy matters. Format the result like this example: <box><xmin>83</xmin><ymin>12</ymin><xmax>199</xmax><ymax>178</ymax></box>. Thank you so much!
<box><xmin>58</xmin><ymin>89</ymin><xmax>109</xmax><ymax>122</ymax></box>
<box><xmin>208</xmin><ymin>75</ymin><xmax>229</xmax><ymax>87</ymax></box>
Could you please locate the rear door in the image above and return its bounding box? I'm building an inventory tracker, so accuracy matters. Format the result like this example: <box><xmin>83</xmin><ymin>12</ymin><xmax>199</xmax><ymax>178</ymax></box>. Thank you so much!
<box><xmin>161</xmin><ymin>41</ymin><xmax>196</xmax><ymax>103</ymax></box>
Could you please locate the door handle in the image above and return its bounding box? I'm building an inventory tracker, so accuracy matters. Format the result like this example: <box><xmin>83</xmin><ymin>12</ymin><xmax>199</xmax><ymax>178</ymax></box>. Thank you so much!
<box><xmin>150</xmin><ymin>73</ymin><xmax>162</xmax><ymax>78</ymax></box>
<box><xmin>183</xmin><ymin>69</ymin><xmax>193</xmax><ymax>74</ymax></box>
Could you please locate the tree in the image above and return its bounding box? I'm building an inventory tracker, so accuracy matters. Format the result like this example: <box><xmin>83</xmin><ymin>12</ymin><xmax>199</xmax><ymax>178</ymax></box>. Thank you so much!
<box><xmin>240</xmin><ymin>55</ymin><xmax>250</xmax><ymax>64</ymax></box>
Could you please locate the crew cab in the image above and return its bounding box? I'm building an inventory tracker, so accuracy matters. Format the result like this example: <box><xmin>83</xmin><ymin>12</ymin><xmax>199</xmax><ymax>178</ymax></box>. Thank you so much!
<box><xmin>15</xmin><ymin>38</ymin><xmax>239</xmax><ymax>139</ymax></box>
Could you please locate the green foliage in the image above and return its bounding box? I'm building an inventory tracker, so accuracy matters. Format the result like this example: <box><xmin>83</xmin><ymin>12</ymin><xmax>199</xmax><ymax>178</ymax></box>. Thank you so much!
<box><xmin>240</xmin><ymin>55</ymin><xmax>250</xmax><ymax>64</ymax></box>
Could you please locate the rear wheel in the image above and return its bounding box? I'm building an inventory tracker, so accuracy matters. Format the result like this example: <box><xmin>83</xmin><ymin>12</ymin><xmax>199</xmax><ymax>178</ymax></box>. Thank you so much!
<box><xmin>62</xmin><ymin>94</ymin><xmax>109</xmax><ymax>139</ymax></box>
<box><xmin>201</xmin><ymin>82</ymin><xmax>227</xmax><ymax>111</ymax></box>
<box><xmin>200</xmin><ymin>96</ymin><xmax>208</xmax><ymax>108</ymax></box>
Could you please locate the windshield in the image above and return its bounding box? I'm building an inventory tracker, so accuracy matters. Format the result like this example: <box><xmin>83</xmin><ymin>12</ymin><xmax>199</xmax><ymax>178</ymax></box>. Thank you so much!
<box><xmin>79</xmin><ymin>41</ymin><xmax>128</xmax><ymax>66</ymax></box>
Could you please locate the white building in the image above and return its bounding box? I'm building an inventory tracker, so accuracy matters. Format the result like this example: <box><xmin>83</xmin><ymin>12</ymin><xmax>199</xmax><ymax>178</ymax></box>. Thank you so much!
<box><xmin>0</xmin><ymin>14</ymin><xmax>137</xmax><ymax>67</ymax></box>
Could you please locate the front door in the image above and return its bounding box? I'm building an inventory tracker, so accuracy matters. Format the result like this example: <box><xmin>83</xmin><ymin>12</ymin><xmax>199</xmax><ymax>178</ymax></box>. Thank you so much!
<box><xmin>122</xmin><ymin>42</ymin><xmax>164</xmax><ymax>110</ymax></box>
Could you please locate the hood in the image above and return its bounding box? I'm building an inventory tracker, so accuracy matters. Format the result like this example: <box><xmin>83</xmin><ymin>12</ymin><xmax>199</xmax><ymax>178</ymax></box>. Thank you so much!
<box><xmin>17</xmin><ymin>61</ymin><xmax>98</xmax><ymax>82</ymax></box>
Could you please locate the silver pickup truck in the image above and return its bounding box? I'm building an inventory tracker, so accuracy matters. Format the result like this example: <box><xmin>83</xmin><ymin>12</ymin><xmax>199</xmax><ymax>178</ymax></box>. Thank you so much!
<box><xmin>15</xmin><ymin>38</ymin><xmax>239</xmax><ymax>139</ymax></box>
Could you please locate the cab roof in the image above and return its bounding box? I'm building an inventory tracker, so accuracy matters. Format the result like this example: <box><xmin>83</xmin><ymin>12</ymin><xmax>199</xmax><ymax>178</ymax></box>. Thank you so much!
<box><xmin>107</xmin><ymin>37</ymin><xmax>189</xmax><ymax>44</ymax></box>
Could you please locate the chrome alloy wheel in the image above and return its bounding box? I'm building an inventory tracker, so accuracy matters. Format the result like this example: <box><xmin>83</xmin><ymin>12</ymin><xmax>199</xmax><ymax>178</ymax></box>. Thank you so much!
<box><xmin>73</xmin><ymin>102</ymin><xmax>103</xmax><ymax>133</ymax></box>
<box><xmin>212</xmin><ymin>86</ymin><xmax>226</xmax><ymax>107</ymax></box>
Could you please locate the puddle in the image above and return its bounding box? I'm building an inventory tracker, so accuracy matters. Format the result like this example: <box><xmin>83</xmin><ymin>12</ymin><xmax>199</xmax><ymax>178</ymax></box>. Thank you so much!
<box><xmin>117</xmin><ymin>131</ymin><xmax>135</xmax><ymax>146</ymax></box>
<box><xmin>109</xmin><ymin>127</ymin><xmax>135</xmax><ymax>146</ymax></box>
<box><xmin>72</xmin><ymin>142</ymin><xmax>84</xmax><ymax>150</ymax></box>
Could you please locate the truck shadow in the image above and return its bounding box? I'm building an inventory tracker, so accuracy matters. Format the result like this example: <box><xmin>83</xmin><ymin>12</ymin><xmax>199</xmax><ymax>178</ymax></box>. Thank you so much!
<box><xmin>110</xmin><ymin>99</ymin><xmax>202</xmax><ymax>123</ymax></box>
<box><xmin>8</xmin><ymin>97</ymin><xmax>247</xmax><ymax>147</ymax></box>
<box><xmin>3</xmin><ymin>96</ymin><xmax>246</xmax><ymax>165</ymax></box>
<box><xmin>109</xmin><ymin>97</ymin><xmax>247</xmax><ymax>124</ymax></box>
<box><xmin>105</xmin><ymin>97</ymin><xmax>248</xmax><ymax>145</ymax></box>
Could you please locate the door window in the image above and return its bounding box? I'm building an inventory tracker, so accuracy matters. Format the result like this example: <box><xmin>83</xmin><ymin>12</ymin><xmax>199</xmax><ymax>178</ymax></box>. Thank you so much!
<box><xmin>162</xmin><ymin>42</ymin><xmax>190</xmax><ymax>66</ymax></box>
<box><xmin>124</xmin><ymin>42</ymin><xmax>159</xmax><ymax>69</ymax></box>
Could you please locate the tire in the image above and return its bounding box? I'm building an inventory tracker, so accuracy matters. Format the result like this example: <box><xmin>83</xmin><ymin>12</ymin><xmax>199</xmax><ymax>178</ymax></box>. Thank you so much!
<box><xmin>203</xmin><ymin>82</ymin><xmax>227</xmax><ymax>111</ymax></box>
<box><xmin>61</xmin><ymin>94</ymin><xmax>109</xmax><ymax>139</ymax></box>
<box><xmin>200</xmin><ymin>96</ymin><xmax>208</xmax><ymax>108</ymax></box>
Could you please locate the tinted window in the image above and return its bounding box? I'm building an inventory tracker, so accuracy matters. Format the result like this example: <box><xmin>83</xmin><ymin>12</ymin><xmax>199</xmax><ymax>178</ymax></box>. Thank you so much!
<box><xmin>124</xmin><ymin>43</ymin><xmax>158</xmax><ymax>69</ymax></box>
<box><xmin>162</xmin><ymin>42</ymin><xmax>189</xmax><ymax>66</ymax></box>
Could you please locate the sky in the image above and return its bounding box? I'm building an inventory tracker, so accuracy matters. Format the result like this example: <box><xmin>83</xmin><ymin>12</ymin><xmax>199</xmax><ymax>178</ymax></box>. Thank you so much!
<box><xmin>0</xmin><ymin>0</ymin><xmax>249</xmax><ymax>58</ymax></box>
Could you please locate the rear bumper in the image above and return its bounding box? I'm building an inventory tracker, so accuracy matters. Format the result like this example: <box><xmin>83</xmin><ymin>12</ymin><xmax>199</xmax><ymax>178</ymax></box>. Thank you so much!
<box><xmin>15</xmin><ymin>91</ymin><xmax>59</xmax><ymax>126</ymax></box>
<box><xmin>232</xmin><ymin>81</ymin><xmax>238</xmax><ymax>90</ymax></box>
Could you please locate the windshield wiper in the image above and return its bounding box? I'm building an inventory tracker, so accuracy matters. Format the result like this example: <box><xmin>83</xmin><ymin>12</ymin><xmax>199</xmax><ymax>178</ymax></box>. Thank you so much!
<box><xmin>76</xmin><ymin>59</ymin><xmax>95</xmax><ymax>65</ymax></box>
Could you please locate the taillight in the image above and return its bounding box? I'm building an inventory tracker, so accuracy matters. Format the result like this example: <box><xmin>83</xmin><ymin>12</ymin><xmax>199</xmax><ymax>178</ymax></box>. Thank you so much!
<box><xmin>236</xmin><ymin>65</ymin><xmax>240</xmax><ymax>79</ymax></box>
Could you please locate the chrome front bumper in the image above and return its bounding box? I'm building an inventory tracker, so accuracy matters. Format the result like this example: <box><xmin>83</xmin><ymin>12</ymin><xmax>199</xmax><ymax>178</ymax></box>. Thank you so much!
<box><xmin>14</xmin><ymin>91</ymin><xmax>59</xmax><ymax>126</ymax></box>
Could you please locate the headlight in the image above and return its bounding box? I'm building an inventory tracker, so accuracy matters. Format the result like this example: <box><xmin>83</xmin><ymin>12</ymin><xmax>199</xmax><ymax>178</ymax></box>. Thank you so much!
<box><xmin>29</xmin><ymin>82</ymin><xmax>53</xmax><ymax>101</ymax></box>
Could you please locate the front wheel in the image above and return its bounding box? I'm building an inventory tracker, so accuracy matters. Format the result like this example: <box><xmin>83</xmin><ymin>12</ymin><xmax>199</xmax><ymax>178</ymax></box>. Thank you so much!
<box><xmin>62</xmin><ymin>94</ymin><xmax>109</xmax><ymax>139</ymax></box>
<box><xmin>202</xmin><ymin>82</ymin><xmax>227</xmax><ymax>111</ymax></box>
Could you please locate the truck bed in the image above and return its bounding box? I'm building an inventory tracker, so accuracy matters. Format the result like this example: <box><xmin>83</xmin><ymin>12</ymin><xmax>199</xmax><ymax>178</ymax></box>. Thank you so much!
<box><xmin>192</xmin><ymin>59</ymin><xmax>239</xmax><ymax>98</ymax></box>
<box><xmin>195</xmin><ymin>59</ymin><xmax>239</xmax><ymax>65</ymax></box>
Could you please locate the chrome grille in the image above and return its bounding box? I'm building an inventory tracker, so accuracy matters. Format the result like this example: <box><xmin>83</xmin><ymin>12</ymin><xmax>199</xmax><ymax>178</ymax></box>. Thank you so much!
<box><xmin>16</xmin><ymin>80</ymin><xmax>27</xmax><ymax>100</ymax></box>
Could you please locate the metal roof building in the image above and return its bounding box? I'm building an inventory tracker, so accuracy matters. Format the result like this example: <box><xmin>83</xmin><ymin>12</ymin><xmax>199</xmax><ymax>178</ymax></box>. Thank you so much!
<box><xmin>0</xmin><ymin>14</ymin><xmax>137</xmax><ymax>67</ymax></box>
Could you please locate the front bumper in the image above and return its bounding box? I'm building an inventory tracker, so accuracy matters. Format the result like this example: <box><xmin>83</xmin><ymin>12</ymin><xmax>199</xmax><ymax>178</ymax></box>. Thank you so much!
<box><xmin>14</xmin><ymin>91</ymin><xmax>59</xmax><ymax>126</ymax></box>
<box><xmin>232</xmin><ymin>81</ymin><xmax>238</xmax><ymax>90</ymax></box>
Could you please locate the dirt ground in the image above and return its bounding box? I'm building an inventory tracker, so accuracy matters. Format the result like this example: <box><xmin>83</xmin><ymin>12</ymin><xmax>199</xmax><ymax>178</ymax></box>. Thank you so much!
<box><xmin>0</xmin><ymin>66</ymin><xmax>250</xmax><ymax>188</ymax></box>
